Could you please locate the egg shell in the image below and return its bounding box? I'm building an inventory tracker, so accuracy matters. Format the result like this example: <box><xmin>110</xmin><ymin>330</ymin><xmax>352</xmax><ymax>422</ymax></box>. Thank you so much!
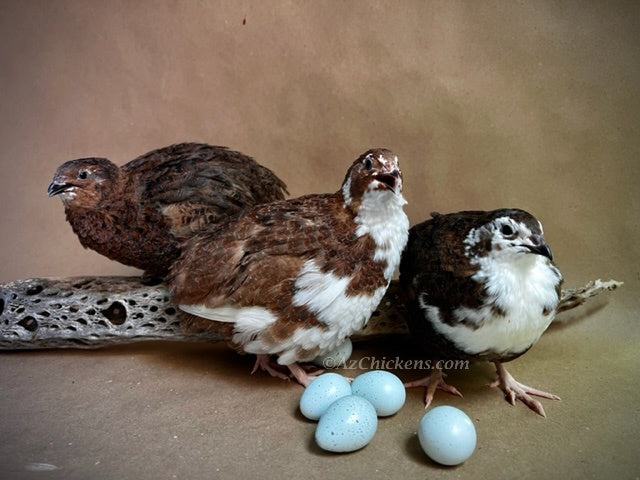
<box><xmin>350</xmin><ymin>370</ymin><xmax>406</xmax><ymax>416</ymax></box>
<box><xmin>418</xmin><ymin>406</ymin><xmax>477</xmax><ymax>466</ymax></box>
<box><xmin>312</xmin><ymin>338</ymin><xmax>353</xmax><ymax>368</ymax></box>
<box><xmin>315</xmin><ymin>395</ymin><xmax>378</xmax><ymax>452</ymax></box>
<box><xmin>299</xmin><ymin>373</ymin><xmax>352</xmax><ymax>420</ymax></box>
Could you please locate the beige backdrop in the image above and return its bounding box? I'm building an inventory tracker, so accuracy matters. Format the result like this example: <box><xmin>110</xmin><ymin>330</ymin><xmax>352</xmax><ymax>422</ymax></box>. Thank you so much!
<box><xmin>1</xmin><ymin>1</ymin><xmax>638</xmax><ymax>479</ymax></box>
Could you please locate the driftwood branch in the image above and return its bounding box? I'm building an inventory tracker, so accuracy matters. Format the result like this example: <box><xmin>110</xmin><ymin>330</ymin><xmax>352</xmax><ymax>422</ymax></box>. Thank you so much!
<box><xmin>0</xmin><ymin>276</ymin><xmax>622</xmax><ymax>350</ymax></box>
<box><xmin>556</xmin><ymin>278</ymin><xmax>623</xmax><ymax>313</ymax></box>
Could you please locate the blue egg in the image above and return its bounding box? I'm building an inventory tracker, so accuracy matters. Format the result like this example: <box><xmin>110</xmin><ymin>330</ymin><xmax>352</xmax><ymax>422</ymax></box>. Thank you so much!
<box><xmin>315</xmin><ymin>395</ymin><xmax>378</xmax><ymax>452</ymax></box>
<box><xmin>299</xmin><ymin>373</ymin><xmax>352</xmax><ymax>420</ymax></box>
<box><xmin>418</xmin><ymin>406</ymin><xmax>477</xmax><ymax>466</ymax></box>
<box><xmin>351</xmin><ymin>370</ymin><xmax>406</xmax><ymax>417</ymax></box>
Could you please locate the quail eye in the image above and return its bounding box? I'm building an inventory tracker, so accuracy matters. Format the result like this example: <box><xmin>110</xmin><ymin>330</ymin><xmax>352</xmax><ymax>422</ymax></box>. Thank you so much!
<box><xmin>363</xmin><ymin>157</ymin><xmax>373</xmax><ymax>170</ymax></box>
<box><xmin>500</xmin><ymin>224</ymin><xmax>514</xmax><ymax>236</ymax></box>
<box><xmin>78</xmin><ymin>170</ymin><xmax>89</xmax><ymax>180</ymax></box>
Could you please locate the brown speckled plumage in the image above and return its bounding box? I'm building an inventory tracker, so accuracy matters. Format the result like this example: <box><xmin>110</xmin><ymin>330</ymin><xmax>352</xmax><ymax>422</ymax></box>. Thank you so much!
<box><xmin>168</xmin><ymin>149</ymin><xmax>409</xmax><ymax>385</ymax></box>
<box><xmin>48</xmin><ymin>143</ymin><xmax>287</xmax><ymax>277</ymax></box>
<box><xmin>171</xmin><ymin>194</ymin><xmax>383</xmax><ymax>307</ymax></box>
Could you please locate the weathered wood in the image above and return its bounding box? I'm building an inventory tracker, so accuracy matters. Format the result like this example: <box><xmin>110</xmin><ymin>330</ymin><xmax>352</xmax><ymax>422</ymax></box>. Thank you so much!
<box><xmin>0</xmin><ymin>276</ymin><xmax>622</xmax><ymax>350</ymax></box>
<box><xmin>0</xmin><ymin>277</ymin><xmax>218</xmax><ymax>349</ymax></box>
<box><xmin>556</xmin><ymin>278</ymin><xmax>623</xmax><ymax>313</ymax></box>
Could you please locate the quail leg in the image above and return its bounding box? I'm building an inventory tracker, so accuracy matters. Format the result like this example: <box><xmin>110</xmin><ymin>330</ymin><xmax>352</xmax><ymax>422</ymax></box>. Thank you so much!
<box><xmin>251</xmin><ymin>354</ymin><xmax>291</xmax><ymax>381</ymax></box>
<box><xmin>404</xmin><ymin>364</ymin><xmax>463</xmax><ymax>408</ymax></box>
<box><xmin>491</xmin><ymin>361</ymin><xmax>560</xmax><ymax>417</ymax></box>
<box><xmin>251</xmin><ymin>355</ymin><xmax>323</xmax><ymax>387</ymax></box>
<box><xmin>286</xmin><ymin>362</ymin><xmax>325</xmax><ymax>387</ymax></box>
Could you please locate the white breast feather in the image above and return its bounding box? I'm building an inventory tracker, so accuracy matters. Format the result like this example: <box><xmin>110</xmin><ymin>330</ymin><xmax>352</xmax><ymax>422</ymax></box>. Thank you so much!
<box><xmin>354</xmin><ymin>187</ymin><xmax>409</xmax><ymax>281</ymax></box>
<box><xmin>427</xmin><ymin>254</ymin><xmax>561</xmax><ymax>356</ymax></box>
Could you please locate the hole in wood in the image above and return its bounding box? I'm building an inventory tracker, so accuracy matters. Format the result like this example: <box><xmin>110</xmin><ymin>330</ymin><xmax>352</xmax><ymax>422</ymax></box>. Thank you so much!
<box><xmin>100</xmin><ymin>301</ymin><xmax>127</xmax><ymax>325</ymax></box>
<box><xmin>73</xmin><ymin>280</ymin><xmax>91</xmax><ymax>289</ymax></box>
<box><xmin>26</xmin><ymin>284</ymin><xmax>43</xmax><ymax>295</ymax></box>
<box><xmin>18</xmin><ymin>316</ymin><xmax>38</xmax><ymax>332</ymax></box>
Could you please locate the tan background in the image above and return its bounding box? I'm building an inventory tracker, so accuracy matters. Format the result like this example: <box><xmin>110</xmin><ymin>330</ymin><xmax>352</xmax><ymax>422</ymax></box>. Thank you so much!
<box><xmin>1</xmin><ymin>1</ymin><xmax>638</xmax><ymax>479</ymax></box>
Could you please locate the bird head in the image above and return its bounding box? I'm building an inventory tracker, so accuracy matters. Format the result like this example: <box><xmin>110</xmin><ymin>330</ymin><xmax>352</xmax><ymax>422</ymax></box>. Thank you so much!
<box><xmin>464</xmin><ymin>209</ymin><xmax>553</xmax><ymax>263</ymax></box>
<box><xmin>342</xmin><ymin>148</ymin><xmax>404</xmax><ymax>206</ymax></box>
<box><xmin>48</xmin><ymin>158</ymin><xmax>120</xmax><ymax>208</ymax></box>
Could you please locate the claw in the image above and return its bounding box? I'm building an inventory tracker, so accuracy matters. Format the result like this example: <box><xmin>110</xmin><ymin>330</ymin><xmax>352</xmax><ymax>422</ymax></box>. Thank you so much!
<box><xmin>491</xmin><ymin>362</ymin><xmax>560</xmax><ymax>417</ymax></box>
<box><xmin>251</xmin><ymin>355</ymin><xmax>333</xmax><ymax>386</ymax></box>
<box><xmin>251</xmin><ymin>354</ymin><xmax>291</xmax><ymax>381</ymax></box>
<box><xmin>286</xmin><ymin>362</ymin><xmax>324</xmax><ymax>387</ymax></box>
<box><xmin>405</xmin><ymin>364</ymin><xmax>463</xmax><ymax>408</ymax></box>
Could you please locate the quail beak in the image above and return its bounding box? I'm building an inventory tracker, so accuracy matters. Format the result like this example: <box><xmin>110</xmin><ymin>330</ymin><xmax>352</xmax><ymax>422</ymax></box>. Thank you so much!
<box><xmin>522</xmin><ymin>236</ymin><xmax>553</xmax><ymax>260</ymax></box>
<box><xmin>374</xmin><ymin>169</ymin><xmax>401</xmax><ymax>192</ymax></box>
<box><xmin>47</xmin><ymin>181</ymin><xmax>73</xmax><ymax>197</ymax></box>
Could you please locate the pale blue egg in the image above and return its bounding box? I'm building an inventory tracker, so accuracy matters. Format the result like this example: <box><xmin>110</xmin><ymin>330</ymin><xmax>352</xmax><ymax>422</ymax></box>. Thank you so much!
<box><xmin>299</xmin><ymin>373</ymin><xmax>352</xmax><ymax>420</ymax></box>
<box><xmin>311</xmin><ymin>338</ymin><xmax>353</xmax><ymax>368</ymax></box>
<box><xmin>418</xmin><ymin>406</ymin><xmax>477</xmax><ymax>466</ymax></box>
<box><xmin>351</xmin><ymin>370</ymin><xmax>406</xmax><ymax>416</ymax></box>
<box><xmin>315</xmin><ymin>395</ymin><xmax>378</xmax><ymax>452</ymax></box>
